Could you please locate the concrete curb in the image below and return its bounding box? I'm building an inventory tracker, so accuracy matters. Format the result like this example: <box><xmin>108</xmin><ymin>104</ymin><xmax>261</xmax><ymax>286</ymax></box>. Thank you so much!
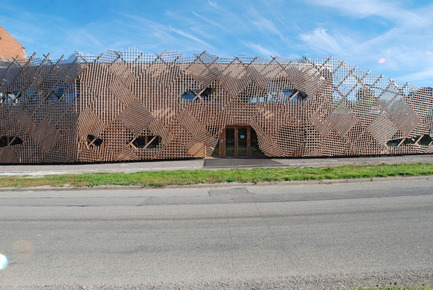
<box><xmin>1</xmin><ymin>174</ymin><xmax>432</xmax><ymax>192</ymax></box>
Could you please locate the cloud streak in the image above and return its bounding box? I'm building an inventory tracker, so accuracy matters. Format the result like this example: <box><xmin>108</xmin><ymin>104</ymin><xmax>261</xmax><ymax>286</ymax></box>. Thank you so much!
<box><xmin>169</xmin><ymin>26</ymin><xmax>214</xmax><ymax>50</ymax></box>
<box><xmin>2</xmin><ymin>0</ymin><xmax>433</xmax><ymax>86</ymax></box>
<box><xmin>299</xmin><ymin>28</ymin><xmax>345</xmax><ymax>55</ymax></box>
<box><xmin>242</xmin><ymin>41</ymin><xmax>279</xmax><ymax>57</ymax></box>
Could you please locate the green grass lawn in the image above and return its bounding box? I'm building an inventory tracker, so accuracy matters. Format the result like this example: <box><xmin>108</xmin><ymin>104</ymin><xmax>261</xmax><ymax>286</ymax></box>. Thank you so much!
<box><xmin>349</xmin><ymin>287</ymin><xmax>431</xmax><ymax>290</ymax></box>
<box><xmin>1</xmin><ymin>162</ymin><xmax>433</xmax><ymax>188</ymax></box>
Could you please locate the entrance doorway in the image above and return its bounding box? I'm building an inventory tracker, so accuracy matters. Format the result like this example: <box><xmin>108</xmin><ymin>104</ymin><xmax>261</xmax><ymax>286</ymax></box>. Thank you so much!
<box><xmin>213</xmin><ymin>126</ymin><xmax>263</xmax><ymax>158</ymax></box>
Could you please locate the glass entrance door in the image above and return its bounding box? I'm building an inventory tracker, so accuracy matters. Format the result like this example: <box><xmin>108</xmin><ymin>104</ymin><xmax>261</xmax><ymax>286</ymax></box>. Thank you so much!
<box><xmin>215</xmin><ymin>126</ymin><xmax>262</xmax><ymax>158</ymax></box>
<box><xmin>237</xmin><ymin>127</ymin><xmax>248</xmax><ymax>157</ymax></box>
<box><xmin>225</xmin><ymin>128</ymin><xmax>236</xmax><ymax>157</ymax></box>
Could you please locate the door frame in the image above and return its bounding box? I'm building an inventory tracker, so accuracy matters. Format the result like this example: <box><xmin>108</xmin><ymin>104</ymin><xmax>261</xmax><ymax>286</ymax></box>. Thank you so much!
<box><xmin>218</xmin><ymin>126</ymin><xmax>252</xmax><ymax>158</ymax></box>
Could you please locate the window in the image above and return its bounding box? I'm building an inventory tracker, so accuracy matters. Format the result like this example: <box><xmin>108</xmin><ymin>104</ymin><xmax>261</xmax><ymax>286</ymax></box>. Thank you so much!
<box><xmin>181</xmin><ymin>91</ymin><xmax>196</xmax><ymax>101</ymax></box>
<box><xmin>0</xmin><ymin>136</ymin><xmax>23</xmax><ymax>147</ymax></box>
<box><xmin>245</xmin><ymin>81</ymin><xmax>308</xmax><ymax>104</ymax></box>
<box><xmin>44</xmin><ymin>82</ymin><xmax>80</xmax><ymax>104</ymax></box>
<box><xmin>180</xmin><ymin>87</ymin><xmax>215</xmax><ymax>103</ymax></box>
<box><xmin>179</xmin><ymin>79</ymin><xmax>216</xmax><ymax>103</ymax></box>
<box><xmin>45</xmin><ymin>89</ymin><xmax>62</xmax><ymax>103</ymax></box>
<box><xmin>386</xmin><ymin>134</ymin><xmax>432</xmax><ymax>147</ymax></box>
<box><xmin>0</xmin><ymin>91</ymin><xmax>20</xmax><ymax>105</ymax></box>
<box><xmin>279</xmin><ymin>89</ymin><xmax>308</xmax><ymax>103</ymax></box>
<box><xmin>130</xmin><ymin>135</ymin><xmax>162</xmax><ymax>149</ymax></box>
<box><xmin>86</xmin><ymin>135</ymin><xmax>103</xmax><ymax>149</ymax></box>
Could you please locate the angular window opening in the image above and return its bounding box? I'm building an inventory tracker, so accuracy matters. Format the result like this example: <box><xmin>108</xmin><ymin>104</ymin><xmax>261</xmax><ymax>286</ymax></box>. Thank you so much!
<box><xmin>45</xmin><ymin>89</ymin><xmax>62</xmax><ymax>103</ymax></box>
<box><xmin>130</xmin><ymin>135</ymin><xmax>162</xmax><ymax>149</ymax></box>
<box><xmin>386</xmin><ymin>134</ymin><xmax>433</xmax><ymax>147</ymax></box>
<box><xmin>282</xmin><ymin>89</ymin><xmax>308</xmax><ymax>102</ymax></box>
<box><xmin>264</xmin><ymin>81</ymin><xmax>308</xmax><ymax>103</ymax></box>
<box><xmin>403</xmin><ymin>137</ymin><xmax>416</xmax><ymax>145</ymax></box>
<box><xmin>419</xmin><ymin>135</ymin><xmax>433</xmax><ymax>146</ymax></box>
<box><xmin>200</xmin><ymin>87</ymin><xmax>214</xmax><ymax>100</ymax></box>
<box><xmin>132</xmin><ymin>136</ymin><xmax>146</xmax><ymax>148</ymax></box>
<box><xmin>147</xmin><ymin>136</ymin><xmax>161</xmax><ymax>148</ymax></box>
<box><xmin>386</xmin><ymin>139</ymin><xmax>401</xmax><ymax>147</ymax></box>
<box><xmin>86</xmin><ymin>135</ymin><xmax>103</xmax><ymax>148</ymax></box>
<box><xmin>44</xmin><ymin>83</ymin><xmax>79</xmax><ymax>104</ymax></box>
<box><xmin>180</xmin><ymin>87</ymin><xmax>215</xmax><ymax>103</ymax></box>
<box><xmin>245</xmin><ymin>81</ymin><xmax>308</xmax><ymax>104</ymax></box>
<box><xmin>0</xmin><ymin>91</ymin><xmax>20</xmax><ymax>105</ymax></box>
<box><xmin>61</xmin><ymin>81</ymin><xmax>81</xmax><ymax>104</ymax></box>
<box><xmin>181</xmin><ymin>90</ymin><xmax>197</xmax><ymax>102</ymax></box>
<box><xmin>0</xmin><ymin>136</ymin><xmax>23</xmax><ymax>147</ymax></box>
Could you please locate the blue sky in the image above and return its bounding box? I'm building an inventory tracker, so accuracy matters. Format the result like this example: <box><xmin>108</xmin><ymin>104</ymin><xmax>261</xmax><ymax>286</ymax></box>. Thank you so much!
<box><xmin>1</xmin><ymin>0</ymin><xmax>433</xmax><ymax>87</ymax></box>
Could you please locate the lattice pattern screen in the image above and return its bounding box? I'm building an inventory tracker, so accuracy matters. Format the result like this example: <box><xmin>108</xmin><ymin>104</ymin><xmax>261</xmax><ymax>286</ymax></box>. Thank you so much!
<box><xmin>1</xmin><ymin>50</ymin><xmax>432</xmax><ymax>163</ymax></box>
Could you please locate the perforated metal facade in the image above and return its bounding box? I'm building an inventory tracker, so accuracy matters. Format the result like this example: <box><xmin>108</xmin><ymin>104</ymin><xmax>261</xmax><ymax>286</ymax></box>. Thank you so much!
<box><xmin>1</xmin><ymin>50</ymin><xmax>432</xmax><ymax>163</ymax></box>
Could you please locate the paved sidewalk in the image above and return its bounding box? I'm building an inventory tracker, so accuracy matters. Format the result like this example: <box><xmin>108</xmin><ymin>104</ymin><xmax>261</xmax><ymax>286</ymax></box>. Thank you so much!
<box><xmin>1</xmin><ymin>154</ymin><xmax>433</xmax><ymax>176</ymax></box>
<box><xmin>0</xmin><ymin>159</ymin><xmax>204</xmax><ymax>176</ymax></box>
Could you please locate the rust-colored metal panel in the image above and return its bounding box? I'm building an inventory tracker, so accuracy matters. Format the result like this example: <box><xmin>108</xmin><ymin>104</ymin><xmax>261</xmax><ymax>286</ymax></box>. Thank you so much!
<box><xmin>1</xmin><ymin>50</ymin><xmax>432</xmax><ymax>163</ymax></box>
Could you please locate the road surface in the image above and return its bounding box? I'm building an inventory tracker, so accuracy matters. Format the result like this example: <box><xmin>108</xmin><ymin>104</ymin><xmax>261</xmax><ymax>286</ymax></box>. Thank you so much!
<box><xmin>1</xmin><ymin>179</ymin><xmax>433</xmax><ymax>289</ymax></box>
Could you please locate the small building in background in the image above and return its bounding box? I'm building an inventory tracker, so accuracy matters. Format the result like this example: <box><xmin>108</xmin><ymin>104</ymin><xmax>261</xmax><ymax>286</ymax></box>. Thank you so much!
<box><xmin>0</xmin><ymin>26</ymin><xmax>27</xmax><ymax>61</ymax></box>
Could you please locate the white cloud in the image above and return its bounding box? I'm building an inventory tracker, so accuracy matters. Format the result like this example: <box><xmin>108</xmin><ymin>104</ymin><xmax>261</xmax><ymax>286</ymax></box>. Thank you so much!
<box><xmin>4</xmin><ymin>0</ymin><xmax>433</xmax><ymax>87</ymax></box>
<box><xmin>307</xmin><ymin>0</ymin><xmax>429</xmax><ymax>27</ymax></box>
<box><xmin>297</xmin><ymin>0</ymin><xmax>433</xmax><ymax>87</ymax></box>
<box><xmin>191</xmin><ymin>11</ymin><xmax>228</xmax><ymax>31</ymax></box>
<box><xmin>169</xmin><ymin>26</ymin><xmax>214</xmax><ymax>50</ymax></box>
<box><xmin>252</xmin><ymin>18</ymin><xmax>281</xmax><ymax>35</ymax></box>
<box><xmin>299</xmin><ymin>28</ymin><xmax>344</xmax><ymax>54</ymax></box>
<box><xmin>242</xmin><ymin>41</ymin><xmax>279</xmax><ymax>57</ymax></box>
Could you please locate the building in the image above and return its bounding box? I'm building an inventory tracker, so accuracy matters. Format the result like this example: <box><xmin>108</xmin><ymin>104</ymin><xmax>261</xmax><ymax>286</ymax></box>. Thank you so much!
<box><xmin>1</xmin><ymin>48</ymin><xmax>432</xmax><ymax>164</ymax></box>
<box><xmin>0</xmin><ymin>26</ymin><xmax>26</xmax><ymax>62</ymax></box>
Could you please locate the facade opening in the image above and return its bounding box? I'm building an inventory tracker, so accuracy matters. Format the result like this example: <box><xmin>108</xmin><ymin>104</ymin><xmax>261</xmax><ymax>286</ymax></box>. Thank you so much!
<box><xmin>212</xmin><ymin>126</ymin><xmax>263</xmax><ymax>158</ymax></box>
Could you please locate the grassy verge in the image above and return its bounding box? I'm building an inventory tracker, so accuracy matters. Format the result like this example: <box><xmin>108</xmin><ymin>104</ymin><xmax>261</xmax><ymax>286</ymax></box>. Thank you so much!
<box><xmin>1</xmin><ymin>162</ymin><xmax>433</xmax><ymax>189</ymax></box>
<box><xmin>349</xmin><ymin>287</ymin><xmax>431</xmax><ymax>290</ymax></box>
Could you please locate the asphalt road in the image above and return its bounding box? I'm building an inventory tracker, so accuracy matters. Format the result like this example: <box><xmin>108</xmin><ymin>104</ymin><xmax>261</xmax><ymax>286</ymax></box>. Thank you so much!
<box><xmin>1</xmin><ymin>179</ymin><xmax>433</xmax><ymax>289</ymax></box>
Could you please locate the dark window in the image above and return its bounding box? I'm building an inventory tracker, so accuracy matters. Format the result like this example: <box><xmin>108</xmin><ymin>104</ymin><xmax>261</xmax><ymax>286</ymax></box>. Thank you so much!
<box><xmin>45</xmin><ymin>90</ymin><xmax>61</xmax><ymax>103</ymax></box>
<box><xmin>279</xmin><ymin>89</ymin><xmax>308</xmax><ymax>103</ymax></box>
<box><xmin>44</xmin><ymin>83</ymin><xmax>79</xmax><ymax>104</ymax></box>
<box><xmin>0</xmin><ymin>91</ymin><xmax>20</xmax><ymax>105</ymax></box>
<box><xmin>387</xmin><ymin>134</ymin><xmax>432</xmax><ymax>147</ymax></box>
<box><xmin>86</xmin><ymin>135</ymin><xmax>103</xmax><ymax>148</ymax></box>
<box><xmin>132</xmin><ymin>136</ymin><xmax>146</xmax><ymax>148</ymax></box>
<box><xmin>200</xmin><ymin>87</ymin><xmax>214</xmax><ymax>100</ymax></box>
<box><xmin>419</xmin><ymin>135</ymin><xmax>433</xmax><ymax>146</ymax></box>
<box><xmin>0</xmin><ymin>136</ymin><xmax>23</xmax><ymax>147</ymax></box>
<box><xmin>130</xmin><ymin>135</ymin><xmax>162</xmax><ymax>149</ymax></box>
<box><xmin>180</xmin><ymin>87</ymin><xmax>215</xmax><ymax>102</ymax></box>
<box><xmin>386</xmin><ymin>139</ymin><xmax>401</xmax><ymax>147</ymax></box>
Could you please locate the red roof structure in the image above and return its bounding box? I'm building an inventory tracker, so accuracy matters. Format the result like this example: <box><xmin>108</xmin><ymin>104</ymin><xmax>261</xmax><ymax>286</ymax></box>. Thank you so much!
<box><xmin>0</xmin><ymin>26</ymin><xmax>26</xmax><ymax>61</ymax></box>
